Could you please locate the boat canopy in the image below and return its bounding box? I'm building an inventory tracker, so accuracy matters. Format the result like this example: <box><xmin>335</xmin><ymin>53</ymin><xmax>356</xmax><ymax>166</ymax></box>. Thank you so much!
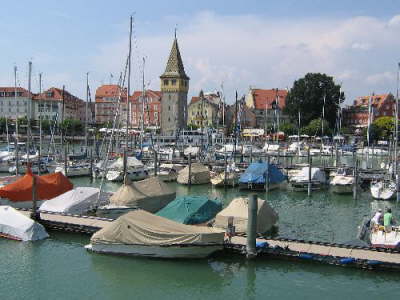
<box><xmin>39</xmin><ymin>187</ymin><xmax>100</xmax><ymax>214</ymax></box>
<box><xmin>0</xmin><ymin>206</ymin><xmax>48</xmax><ymax>241</ymax></box>
<box><xmin>239</xmin><ymin>162</ymin><xmax>286</xmax><ymax>185</ymax></box>
<box><xmin>156</xmin><ymin>196</ymin><xmax>222</xmax><ymax>225</ymax></box>
<box><xmin>108</xmin><ymin>157</ymin><xmax>143</xmax><ymax>169</ymax></box>
<box><xmin>214</xmin><ymin>197</ymin><xmax>278</xmax><ymax>234</ymax></box>
<box><xmin>109</xmin><ymin>176</ymin><xmax>176</xmax><ymax>212</ymax></box>
<box><xmin>91</xmin><ymin>210</ymin><xmax>224</xmax><ymax>246</ymax></box>
<box><xmin>0</xmin><ymin>170</ymin><xmax>73</xmax><ymax>202</ymax></box>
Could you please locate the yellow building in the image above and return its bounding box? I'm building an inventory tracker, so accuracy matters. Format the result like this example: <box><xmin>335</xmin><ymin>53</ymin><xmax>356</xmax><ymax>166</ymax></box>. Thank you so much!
<box><xmin>187</xmin><ymin>91</ymin><xmax>220</xmax><ymax>128</ymax></box>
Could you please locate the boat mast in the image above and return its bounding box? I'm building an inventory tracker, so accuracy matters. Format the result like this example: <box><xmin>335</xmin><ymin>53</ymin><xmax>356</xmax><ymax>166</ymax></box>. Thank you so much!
<box><xmin>38</xmin><ymin>73</ymin><xmax>42</xmax><ymax>175</ymax></box>
<box><xmin>141</xmin><ymin>57</ymin><xmax>145</xmax><ymax>152</ymax></box>
<box><xmin>395</xmin><ymin>63</ymin><xmax>399</xmax><ymax>196</ymax></box>
<box><xmin>26</xmin><ymin>61</ymin><xmax>32</xmax><ymax>167</ymax></box>
<box><xmin>85</xmin><ymin>72</ymin><xmax>89</xmax><ymax>153</ymax></box>
<box><xmin>14</xmin><ymin>66</ymin><xmax>19</xmax><ymax>176</ymax></box>
<box><xmin>123</xmin><ymin>15</ymin><xmax>133</xmax><ymax>184</ymax></box>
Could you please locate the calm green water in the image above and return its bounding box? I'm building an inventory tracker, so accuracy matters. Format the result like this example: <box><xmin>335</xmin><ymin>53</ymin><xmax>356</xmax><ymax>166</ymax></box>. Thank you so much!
<box><xmin>2</xmin><ymin>176</ymin><xmax>400</xmax><ymax>299</ymax></box>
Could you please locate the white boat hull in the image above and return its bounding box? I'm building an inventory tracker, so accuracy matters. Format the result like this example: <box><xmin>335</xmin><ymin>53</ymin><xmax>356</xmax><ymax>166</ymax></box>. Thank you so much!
<box><xmin>371</xmin><ymin>182</ymin><xmax>396</xmax><ymax>200</ymax></box>
<box><xmin>330</xmin><ymin>184</ymin><xmax>353</xmax><ymax>194</ymax></box>
<box><xmin>85</xmin><ymin>243</ymin><xmax>222</xmax><ymax>258</ymax></box>
<box><xmin>55</xmin><ymin>165</ymin><xmax>91</xmax><ymax>177</ymax></box>
<box><xmin>370</xmin><ymin>227</ymin><xmax>400</xmax><ymax>248</ymax></box>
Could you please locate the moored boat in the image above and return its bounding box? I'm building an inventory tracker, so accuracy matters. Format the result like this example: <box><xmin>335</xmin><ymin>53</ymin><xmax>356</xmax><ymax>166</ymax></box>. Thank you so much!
<box><xmin>85</xmin><ymin>210</ymin><xmax>224</xmax><ymax>258</ymax></box>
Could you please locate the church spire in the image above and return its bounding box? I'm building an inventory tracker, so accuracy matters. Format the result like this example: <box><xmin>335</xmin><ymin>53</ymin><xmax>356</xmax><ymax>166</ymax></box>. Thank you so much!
<box><xmin>161</xmin><ymin>35</ymin><xmax>189</xmax><ymax>80</ymax></box>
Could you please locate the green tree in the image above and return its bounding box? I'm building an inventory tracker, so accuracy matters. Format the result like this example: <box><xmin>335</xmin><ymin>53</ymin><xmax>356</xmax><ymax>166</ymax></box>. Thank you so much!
<box><xmin>363</xmin><ymin>123</ymin><xmax>381</xmax><ymax>143</ymax></box>
<box><xmin>300</xmin><ymin>118</ymin><xmax>331</xmax><ymax>136</ymax></box>
<box><xmin>40</xmin><ymin>119</ymin><xmax>52</xmax><ymax>134</ymax></box>
<box><xmin>372</xmin><ymin>116</ymin><xmax>394</xmax><ymax>139</ymax></box>
<box><xmin>280</xmin><ymin>122</ymin><xmax>297</xmax><ymax>136</ymax></box>
<box><xmin>284</xmin><ymin>73</ymin><xmax>345</xmax><ymax>129</ymax></box>
<box><xmin>0</xmin><ymin>117</ymin><xmax>7</xmax><ymax>134</ymax></box>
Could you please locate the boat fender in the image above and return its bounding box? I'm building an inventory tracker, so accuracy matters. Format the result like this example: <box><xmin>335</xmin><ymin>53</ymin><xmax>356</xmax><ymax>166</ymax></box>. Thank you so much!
<box><xmin>299</xmin><ymin>253</ymin><xmax>313</xmax><ymax>260</ymax></box>
<box><xmin>366</xmin><ymin>260</ymin><xmax>381</xmax><ymax>265</ymax></box>
<box><xmin>256</xmin><ymin>241</ymin><xmax>269</xmax><ymax>248</ymax></box>
<box><xmin>339</xmin><ymin>257</ymin><xmax>355</xmax><ymax>265</ymax></box>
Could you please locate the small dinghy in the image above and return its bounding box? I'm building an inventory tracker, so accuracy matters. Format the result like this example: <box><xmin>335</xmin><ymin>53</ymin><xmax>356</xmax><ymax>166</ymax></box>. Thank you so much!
<box><xmin>177</xmin><ymin>163</ymin><xmax>210</xmax><ymax>185</ymax></box>
<box><xmin>39</xmin><ymin>187</ymin><xmax>101</xmax><ymax>215</ymax></box>
<box><xmin>156</xmin><ymin>196</ymin><xmax>222</xmax><ymax>225</ymax></box>
<box><xmin>0</xmin><ymin>206</ymin><xmax>49</xmax><ymax>241</ymax></box>
<box><xmin>213</xmin><ymin>197</ymin><xmax>278</xmax><ymax>234</ymax></box>
<box><xmin>371</xmin><ymin>180</ymin><xmax>396</xmax><ymax>200</ymax></box>
<box><xmin>97</xmin><ymin>177</ymin><xmax>176</xmax><ymax>219</ymax></box>
<box><xmin>85</xmin><ymin>210</ymin><xmax>224</xmax><ymax>258</ymax></box>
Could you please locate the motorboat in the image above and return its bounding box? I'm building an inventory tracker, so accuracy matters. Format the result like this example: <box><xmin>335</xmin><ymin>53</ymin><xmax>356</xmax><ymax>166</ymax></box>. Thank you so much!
<box><xmin>177</xmin><ymin>163</ymin><xmax>210</xmax><ymax>185</ymax></box>
<box><xmin>0</xmin><ymin>170</ymin><xmax>73</xmax><ymax>209</ymax></box>
<box><xmin>97</xmin><ymin>176</ymin><xmax>176</xmax><ymax>219</ymax></box>
<box><xmin>0</xmin><ymin>206</ymin><xmax>48</xmax><ymax>241</ymax></box>
<box><xmin>289</xmin><ymin>167</ymin><xmax>327</xmax><ymax>191</ymax></box>
<box><xmin>370</xmin><ymin>180</ymin><xmax>396</xmax><ymax>200</ymax></box>
<box><xmin>105</xmin><ymin>157</ymin><xmax>148</xmax><ymax>182</ymax></box>
<box><xmin>39</xmin><ymin>187</ymin><xmax>102</xmax><ymax>215</ymax></box>
<box><xmin>9</xmin><ymin>160</ymin><xmax>48</xmax><ymax>175</ymax></box>
<box><xmin>85</xmin><ymin>210</ymin><xmax>225</xmax><ymax>258</ymax></box>
<box><xmin>330</xmin><ymin>168</ymin><xmax>355</xmax><ymax>194</ymax></box>
<box><xmin>157</xmin><ymin>196</ymin><xmax>222</xmax><ymax>225</ymax></box>
<box><xmin>157</xmin><ymin>163</ymin><xmax>183</xmax><ymax>182</ymax></box>
<box><xmin>262</xmin><ymin>143</ymin><xmax>280</xmax><ymax>156</ymax></box>
<box><xmin>214</xmin><ymin>197</ymin><xmax>278</xmax><ymax>234</ymax></box>
<box><xmin>54</xmin><ymin>162</ymin><xmax>91</xmax><ymax>177</ymax></box>
<box><xmin>183</xmin><ymin>146</ymin><xmax>200</xmax><ymax>158</ymax></box>
<box><xmin>358</xmin><ymin>217</ymin><xmax>400</xmax><ymax>248</ymax></box>
<box><xmin>239</xmin><ymin>161</ymin><xmax>286</xmax><ymax>191</ymax></box>
<box><xmin>356</xmin><ymin>147</ymin><xmax>388</xmax><ymax>156</ymax></box>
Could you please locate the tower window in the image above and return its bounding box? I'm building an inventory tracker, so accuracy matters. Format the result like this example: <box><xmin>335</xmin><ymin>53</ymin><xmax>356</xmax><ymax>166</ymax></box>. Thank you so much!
<box><xmin>171</xmin><ymin>79</ymin><xmax>176</xmax><ymax>85</ymax></box>
<box><xmin>164</xmin><ymin>80</ymin><xmax>169</xmax><ymax>85</ymax></box>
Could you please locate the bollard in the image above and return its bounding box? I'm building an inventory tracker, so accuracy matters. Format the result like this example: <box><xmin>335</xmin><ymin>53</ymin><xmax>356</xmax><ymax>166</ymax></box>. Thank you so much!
<box><xmin>266</xmin><ymin>155</ymin><xmax>270</xmax><ymax>191</ymax></box>
<box><xmin>246</xmin><ymin>194</ymin><xmax>258</xmax><ymax>259</ymax></box>
<box><xmin>308</xmin><ymin>148</ymin><xmax>312</xmax><ymax>197</ymax></box>
<box><xmin>31</xmin><ymin>175</ymin><xmax>39</xmax><ymax>220</ymax></box>
<box><xmin>154</xmin><ymin>150</ymin><xmax>158</xmax><ymax>176</ymax></box>
<box><xmin>188</xmin><ymin>153</ymin><xmax>192</xmax><ymax>186</ymax></box>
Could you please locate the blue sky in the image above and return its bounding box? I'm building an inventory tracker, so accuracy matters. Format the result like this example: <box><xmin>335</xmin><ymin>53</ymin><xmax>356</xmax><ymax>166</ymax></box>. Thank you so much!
<box><xmin>1</xmin><ymin>0</ymin><xmax>399</xmax><ymax>104</ymax></box>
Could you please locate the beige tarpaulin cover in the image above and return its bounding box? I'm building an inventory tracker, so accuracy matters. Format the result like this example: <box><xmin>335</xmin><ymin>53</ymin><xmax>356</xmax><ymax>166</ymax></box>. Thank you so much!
<box><xmin>109</xmin><ymin>177</ymin><xmax>176</xmax><ymax>213</ymax></box>
<box><xmin>214</xmin><ymin>197</ymin><xmax>278</xmax><ymax>234</ymax></box>
<box><xmin>177</xmin><ymin>163</ymin><xmax>210</xmax><ymax>185</ymax></box>
<box><xmin>91</xmin><ymin>210</ymin><xmax>225</xmax><ymax>246</ymax></box>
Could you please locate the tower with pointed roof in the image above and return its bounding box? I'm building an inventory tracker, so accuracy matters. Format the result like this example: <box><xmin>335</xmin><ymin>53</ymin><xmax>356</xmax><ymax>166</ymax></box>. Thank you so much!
<box><xmin>160</xmin><ymin>35</ymin><xmax>189</xmax><ymax>135</ymax></box>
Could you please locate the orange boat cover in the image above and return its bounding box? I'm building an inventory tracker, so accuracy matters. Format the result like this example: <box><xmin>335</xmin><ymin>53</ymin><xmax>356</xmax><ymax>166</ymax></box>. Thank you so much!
<box><xmin>0</xmin><ymin>170</ymin><xmax>73</xmax><ymax>202</ymax></box>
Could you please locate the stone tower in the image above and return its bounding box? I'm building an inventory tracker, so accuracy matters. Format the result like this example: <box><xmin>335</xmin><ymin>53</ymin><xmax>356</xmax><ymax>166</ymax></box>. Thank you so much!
<box><xmin>160</xmin><ymin>36</ymin><xmax>189</xmax><ymax>135</ymax></box>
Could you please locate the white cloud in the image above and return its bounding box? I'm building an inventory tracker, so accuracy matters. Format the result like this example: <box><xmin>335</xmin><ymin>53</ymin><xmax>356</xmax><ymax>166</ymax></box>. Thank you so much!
<box><xmin>91</xmin><ymin>11</ymin><xmax>400</xmax><ymax>104</ymax></box>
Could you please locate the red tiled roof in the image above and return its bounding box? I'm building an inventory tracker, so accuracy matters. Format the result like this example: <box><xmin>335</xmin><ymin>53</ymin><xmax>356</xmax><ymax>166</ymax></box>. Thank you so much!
<box><xmin>0</xmin><ymin>87</ymin><xmax>31</xmax><ymax>97</ymax></box>
<box><xmin>353</xmin><ymin>94</ymin><xmax>391</xmax><ymax>109</ymax></box>
<box><xmin>251</xmin><ymin>89</ymin><xmax>287</xmax><ymax>110</ymax></box>
<box><xmin>130</xmin><ymin>90</ymin><xmax>162</xmax><ymax>102</ymax></box>
<box><xmin>190</xmin><ymin>96</ymin><xmax>200</xmax><ymax>104</ymax></box>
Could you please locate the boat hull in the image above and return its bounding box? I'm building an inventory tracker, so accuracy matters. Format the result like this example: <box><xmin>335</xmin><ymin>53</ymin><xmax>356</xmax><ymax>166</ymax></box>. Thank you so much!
<box><xmin>85</xmin><ymin>243</ymin><xmax>222</xmax><ymax>258</ymax></box>
<box><xmin>330</xmin><ymin>184</ymin><xmax>353</xmax><ymax>194</ymax></box>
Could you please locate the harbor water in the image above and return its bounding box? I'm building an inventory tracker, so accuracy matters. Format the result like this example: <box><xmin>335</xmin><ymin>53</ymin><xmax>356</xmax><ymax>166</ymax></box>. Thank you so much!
<box><xmin>1</xmin><ymin>175</ymin><xmax>400</xmax><ymax>299</ymax></box>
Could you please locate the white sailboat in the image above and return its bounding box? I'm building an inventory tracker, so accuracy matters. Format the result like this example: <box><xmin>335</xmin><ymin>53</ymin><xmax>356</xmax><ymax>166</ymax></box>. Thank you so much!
<box><xmin>370</xmin><ymin>180</ymin><xmax>396</xmax><ymax>200</ymax></box>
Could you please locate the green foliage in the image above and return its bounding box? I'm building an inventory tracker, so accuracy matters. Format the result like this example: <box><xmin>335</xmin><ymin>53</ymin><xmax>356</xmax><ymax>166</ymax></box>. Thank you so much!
<box><xmin>279</xmin><ymin>122</ymin><xmax>297</xmax><ymax>136</ymax></box>
<box><xmin>363</xmin><ymin>123</ymin><xmax>381</xmax><ymax>143</ymax></box>
<box><xmin>372</xmin><ymin>116</ymin><xmax>394</xmax><ymax>139</ymax></box>
<box><xmin>284</xmin><ymin>73</ymin><xmax>345</xmax><ymax>129</ymax></box>
<box><xmin>60</xmin><ymin>119</ymin><xmax>84</xmax><ymax>136</ymax></box>
<box><xmin>188</xmin><ymin>123</ymin><xmax>199</xmax><ymax>130</ymax></box>
<box><xmin>300</xmin><ymin>118</ymin><xmax>331</xmax><ymax>137</ymax></box>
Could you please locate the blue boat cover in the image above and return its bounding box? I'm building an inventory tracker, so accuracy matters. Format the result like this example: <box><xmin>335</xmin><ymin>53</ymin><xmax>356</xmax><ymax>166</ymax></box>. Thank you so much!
<box><xmin>156</xmin><ymin>196</ymin><xmax>222</xmax><ymax>225</ymax></box>
<box><xmin>239</xmin><ymin>162</ymin><xmax>286</xmax><ymax>185</ymax></box>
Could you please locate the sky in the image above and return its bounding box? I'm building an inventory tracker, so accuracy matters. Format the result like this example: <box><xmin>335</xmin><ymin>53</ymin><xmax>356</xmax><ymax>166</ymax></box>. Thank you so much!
<box><xmin>1</xmin><ymin>0</ymin><xmax>399</xmax><ymax>105</ymax></box>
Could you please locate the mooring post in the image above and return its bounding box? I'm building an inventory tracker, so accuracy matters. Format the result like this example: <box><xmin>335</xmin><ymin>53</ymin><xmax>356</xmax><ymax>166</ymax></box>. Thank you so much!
<box><xmin>250</xmin><ymin>146</ymin><xmax>253</xmax><ymax>163</ymax></box>
<box><xmin>353</xmin><ymin>158</ymin><xmax>358</xmax><ymax>200</ymax></box>
<box><xmin>90</xmin><ymin>148</ymin><xmax>94</xmax><ymax>182</ymax></box>
<box><xmin>308</xmin><ymin>147</ymin><xmax>312</xmax><ymax>197</ymax></box>
<box><xmin>246</xmin><ymin>194</ymin><xmax>258</xmax><ymax>259</ymax></box>
<box><xmin>31</xmin><ymin>175</ymin><xmax>39</xmax><ymax>220</ymax></box>
<box><xmin>188</xmin><ymin>153</ymin><xmax>192</xmax><ymax>186</ymax></box>
<box><xmin>224</xmin><ymin>155</ymin><xmax>227</xmax><ymax>189</ymax></box>
<box><xmin>64</xmin><ymin>147</ymin><xmax>68</xmax><ymax>177</ymax></box>
<box><xmin>266</xmin><ymin>155</ymin><xmax>270</xmax><ymax>191</ymax></box>
<box><xmin>154</xmin><ymin>150</ymin><xmax>158</xmax><ymax>176</ymax></box>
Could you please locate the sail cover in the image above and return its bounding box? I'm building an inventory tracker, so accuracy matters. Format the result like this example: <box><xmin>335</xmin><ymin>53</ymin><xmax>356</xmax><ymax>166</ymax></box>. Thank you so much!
<box><xmin>239</xmin><ymin>162</ymin><xmax>286</xmax><ymax>185</ymax></box>
<box><xmin>0</xmin><ymin>206</ymin><xmax>49</xmax><ymax>241</ymax></box>
<box><xmin>109</xmin><ymin>176</ymin><xmax>176</xmax><ymax>212</ymax></box>
<box><xmin>0</xmin><ymin>170</ymin><xmax>73</xmax><ymax>202</ymax></box>
<box><xmin>214</xmin><ymin>197</ymin><xmax>278</xmax><ymax>234</ymax></box>
<box><xmin>91</xmin><ymin>209</ymin><xmax>224</xmax><ymax>246</ymax></box>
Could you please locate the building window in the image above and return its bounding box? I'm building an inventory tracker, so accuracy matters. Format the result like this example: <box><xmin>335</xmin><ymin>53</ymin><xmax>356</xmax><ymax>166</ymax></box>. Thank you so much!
<box><xmin>168</xmin><ymin>106</ymin><xmax>171</xmax><ymax>111</ymax></box>
<box><xmin>171</xmin><ymin>79</ymin><xmax>176</xmax><ymax>85</ymax></box>
<box><xmin>154</xmin><ymin>112</ymin><xmax>158</xmax><ymax>120</ymax></box>
<box><xmin>164</xmin><ymin>80</ymin><xmax>169</xmax><ymax>85</ymax></box>
<box><xmin>154</xmin><ymin>105</ymin><xmax>158</xmax><ymax>112</ymax></box>
<box><xmin>169</xmin><ymin>94</ymin><xmax>171</xmax><ymax>100</ymax></box>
